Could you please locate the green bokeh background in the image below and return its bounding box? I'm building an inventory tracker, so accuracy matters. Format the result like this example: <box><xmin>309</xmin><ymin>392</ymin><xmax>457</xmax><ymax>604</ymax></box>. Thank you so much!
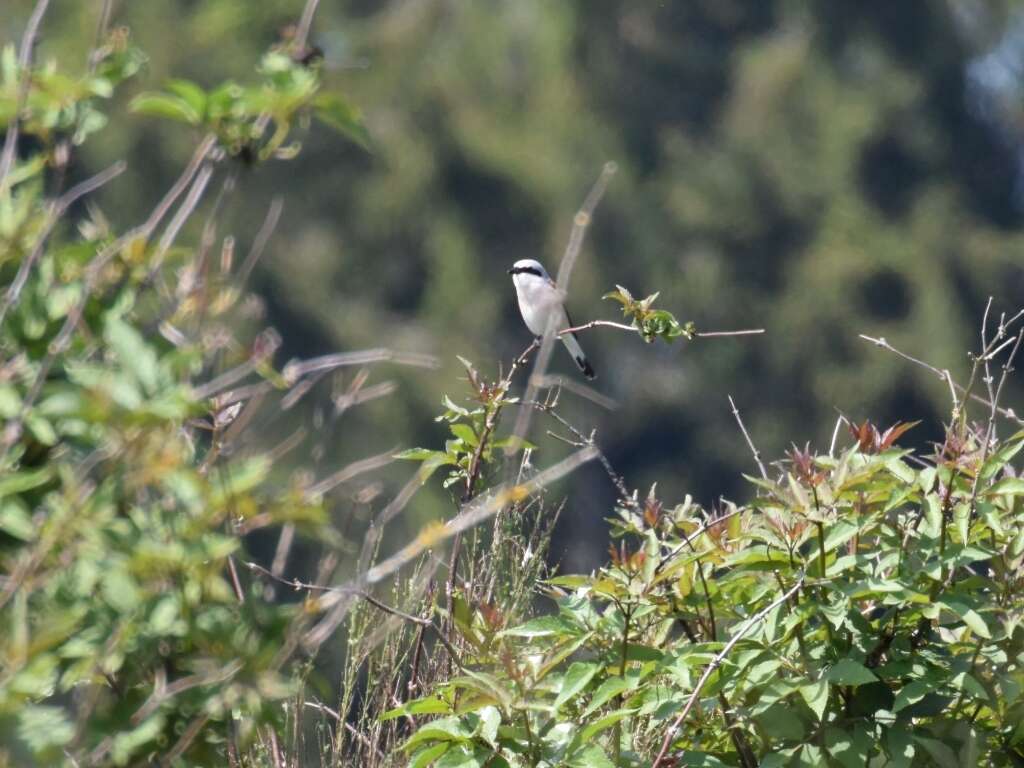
<box><xmin>7</xmin><ymin>0</ymin><xmax>1024</xmax><ymax>572</ymax></box>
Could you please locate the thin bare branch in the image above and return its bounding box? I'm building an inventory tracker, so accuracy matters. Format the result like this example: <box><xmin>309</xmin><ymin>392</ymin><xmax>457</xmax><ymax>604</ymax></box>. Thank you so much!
<box><xmin>87</xmin><ymin>0</ymin><xmax>116</xmax><ymax>73</ymax></box>
<box><xmin>0</xmin><ymin>0</ymin><xmax>51</xmax><ymax>187</ymax></box>
<box><xmin>559</xmin><ymin>320</ymin><xmax>765</xmax><ymax>338</ymax></box>
<box><xmin>295</xmin><ymin>0</ymin><xmax>322</xmax><ymax>51</ymax></box>
<box><xmin>161</xmin><ymin>714</ymin><xmax>211</xmax><ymax>768</ymax></box>
<box><xmin>559</xmin><ymin>320</ymin><xmax>637</xmax><ymax>335</ymax></box>
<box><xmin>283</xmin><ymin>349</ymin><xmax>440</xmax><ymax>381</ymax></box>
<box><xmin>532</xmin><ymin>374</ymin><xmax>618</xmax><ymax>410</ymax></box>
<box><xmin>307</xmin><ymin>448</ymin><xmax>397</xmax><ymax>497</ymax></box>
<box><xmin>148</xmin><ymin>162</ymin><xmax>215</xmax><ymax>279</ymax></box>
<box><xmin>728</xmin><ymin>395</ymin><xmax>768</xmax><ymax>480</ymax></box>
<box><xmin>828</xmin><ymin>414</ymin><xmax>845</xmax><ymax>458</ymax></box>
<box><xmin>239</xmin><ymin>196</ymin><xmax>284</xmax><ymax>284</ymax></box>
<box><xmin>694</xmin><ymin>328</ymin><xmax>766</xmax><ymax>338</ymax></box>
<box><xmin>140</xmin><ymin>135</ymin><xmax>217</xmax><ymax>238</ymax></box>
<box><xmin>859</xmin><ymin>334</ymin><xmax>1024</xmax><ymax>426</ymax></box>
<box><xmin>652</xmin><ymin>575</ymin><xmax>805</xmax><ymax>768</ymax></box>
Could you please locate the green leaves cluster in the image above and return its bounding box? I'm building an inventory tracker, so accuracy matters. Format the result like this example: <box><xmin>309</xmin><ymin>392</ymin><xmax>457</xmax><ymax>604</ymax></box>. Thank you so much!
<box><xmin>131</xmin><ymin>48</ymin><xmax>369</xmax><ymax>161</ymax></box>
<box><xmin>396</xmin><ymin>357</ymin><xmax>531</xmax><ymax>493</ymax></box>
<box><xmin>0</xmin><ymin>34</ymin><xmax>146</xmax><ymax>149</ymax></box>
<box><xmin>0</xmin><ymin>26</ymin><xmax>347</xmax><ymax>767</ymax></box>
<box><xmin>398</xmin><ymin>426</ymin><xmax>1024</xmax><ymax>766</ymax></box>
<box><xmin>603</xmin><ymin>285</ymin><xmax>695</xmax><ymax>343</ymax></box>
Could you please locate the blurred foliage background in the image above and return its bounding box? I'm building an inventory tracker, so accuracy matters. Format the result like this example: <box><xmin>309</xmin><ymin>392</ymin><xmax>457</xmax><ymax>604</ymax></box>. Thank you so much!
<box><xmin>7</xmin><ymin>0</ymin><xmax>1024</xmax><ymax>572</ymax></box>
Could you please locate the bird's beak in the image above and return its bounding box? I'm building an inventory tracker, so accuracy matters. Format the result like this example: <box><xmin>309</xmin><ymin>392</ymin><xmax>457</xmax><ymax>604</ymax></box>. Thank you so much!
<box><xmin>506</xmin><ymin>268</ymin><xmax>514</xmax><ymax>275</ymax></box>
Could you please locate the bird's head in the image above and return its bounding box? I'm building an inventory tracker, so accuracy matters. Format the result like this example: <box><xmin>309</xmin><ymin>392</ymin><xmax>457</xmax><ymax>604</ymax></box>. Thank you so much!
<box><xmin>507</xmin><ymin>259</ymin><xmax>549</xmax><ymax>281</ymax></box>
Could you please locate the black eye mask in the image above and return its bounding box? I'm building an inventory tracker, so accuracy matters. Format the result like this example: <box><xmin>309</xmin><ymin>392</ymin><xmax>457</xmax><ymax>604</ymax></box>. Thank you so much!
<box><xmin>508</xmin><ymin>266</ymin><xmax>545</xmax><ymax>278</ymax></box>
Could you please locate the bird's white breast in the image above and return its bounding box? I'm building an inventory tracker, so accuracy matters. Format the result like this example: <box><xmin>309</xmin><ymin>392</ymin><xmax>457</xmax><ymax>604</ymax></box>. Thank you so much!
<box><xmin>514</xmin><ymin>274</ymin><xmax>564</xmax><ymax>337</ymax></box>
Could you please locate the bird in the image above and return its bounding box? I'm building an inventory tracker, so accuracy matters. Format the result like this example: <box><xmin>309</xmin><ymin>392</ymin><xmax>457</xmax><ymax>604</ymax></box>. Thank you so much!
<box><xmin>507</xmin><ymin>258</ymin><xmax>595</xmax><ymax>379</ymax></box>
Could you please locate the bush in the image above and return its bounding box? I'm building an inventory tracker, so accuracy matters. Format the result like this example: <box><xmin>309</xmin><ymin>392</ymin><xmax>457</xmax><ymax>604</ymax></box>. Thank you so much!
<box><xmin>0</xmin><ymin>9</ymin><xmax>373</xmax><ymax>765</ymax></box>
<box><xmin>398</xmin><ymin>418</ymin><xmax>1024</xmax><ymax>766</ymax></box>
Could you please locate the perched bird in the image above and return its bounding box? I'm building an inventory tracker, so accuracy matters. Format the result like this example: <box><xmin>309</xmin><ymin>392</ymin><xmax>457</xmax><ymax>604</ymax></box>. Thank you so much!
<box><xmin>508</xmin><ymin>258</ymin><xmax>595</xmax><ymax>379</ymax></box>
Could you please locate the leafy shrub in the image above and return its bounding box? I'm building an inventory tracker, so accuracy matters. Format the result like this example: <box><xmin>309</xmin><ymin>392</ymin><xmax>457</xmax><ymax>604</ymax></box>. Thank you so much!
<box><xmin>0</xmin><ymin>11</ymin><xmax>373</xmax><ymax>766</ymax></box>
<box><xmin>397</xmin><ymin>422</ymin><xmax>1024</xmax><ymax>766</ymax></box>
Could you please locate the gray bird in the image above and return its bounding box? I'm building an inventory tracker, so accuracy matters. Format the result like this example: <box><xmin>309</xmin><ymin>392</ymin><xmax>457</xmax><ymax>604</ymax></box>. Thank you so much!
<box><xmin>508</xmin><ymin>259</ymin><xmax>595</xmax><ymax>379</ymax></box>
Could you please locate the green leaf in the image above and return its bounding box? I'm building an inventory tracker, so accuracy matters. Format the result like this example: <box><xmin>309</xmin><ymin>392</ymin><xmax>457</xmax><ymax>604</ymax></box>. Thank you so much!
<box><xmin>382</xmin><ymin>696</ymin><xmax>451</xmax><ymax>721</ymax></box>
<box><xmin>165</xmin><ymin>79</ymin><xmax>207</xmax><ymax>120</ymax></box>
<box><xmin>106</xmin><ymin>316</ymin><xmax>161</xmax><ymax>395</ymax></box>
<box><xmin>0</xmin><ymin>498</ymin><xmax>35</xmax><ymax>541</ymax></box>
<box><xmin>25</xmin><ymin>414</ymin><xmax>57</xmax><ymax>446</ymax></box>
<box><xmin>914</xmin><ymin>737</ymin><xmax>959</xmax><ymax>768</ymax></box>
<box><xmin>985</xmin><ymin>477</ymin><xmax>1024</xmax><ymax>497</ymax></box>
<box><xmin>210</xmin><ymin>456</ymin><xmax>270</xmax><ymax>506</ymax></box>
<box><xmin>111</xmin><ymin>715</ymin><xmax>165</xmax><ymax>765</ymax></box>
<box><xmin>16</xmin><ymin>705</ymin><xmax>74</xmax><ymax>756</ymax></box>
<box><xmin>477</xmin><ymin>706</ymin><xmax>500</xmax><ymax>747</ymax></box>
<box><xmin>565</xmin><ymin>744</ymin><xmax>616</xmax><ymax>768</ymax></box>
<box><xmin>825</xmin><ymin>659</ymin><xmax>876</xmax><ymax>686</ymax></box>
<box><xmin>395</xmin><ymin>447</ymin><xmax>443</xmax><ymax>461</ymax></box>
<box><xmin>130</xmin><ymin>92</ymin><xmax>201</xmax><ymax>124</ymax></box>
<box><xmin>435</xmin><ymin>745</ymin><xmax>489</xmax><ymax>768</ymax></box>
<box><xmin>409</xmin><ymin>743</ymin><xmax>450</xmax><ymax>768</ymax></box>
<box><xmin>938</xmin><ymin>600</ymin><xmax>991</xmax><ymax>639</ymax></box>
<box><xmin>584</xmin><ymin>676</ymin><xmax>633</xmax><ymax>715</ymax></box>
<box><xmin>419</xmin><ymin>453</ymin><xmax>457</xmax><ymax>484</ymax></box>
<box><xmin>450</xmin><ymin>423</ymin><xmax>479</xmax><ymax>447</ymax></box>
<box><xmin>979</xmin><ymin>437</ymin><xmax>1024</xmax><ymax>481</ymax></box>
<box><xmin>500</xmin><ymin>614</ymin><xmax>581</xmax><ymax>639</ymax></box>
<box><xmin>554</xmin><ymin>662</ymin><xmax>599</xmax><ymax>710</ymax></box>
<box><xmin>800</xmin><ymin>679</ymin><xmax>829</xmax><ymax>721</ymax></box>
<box><xmin>402</xmin><ymin>716</ymin><xmax>474</xmax><ymax>751</ymax></box>
<box><xmin>101</xmin><ymin>566</ymin><xmax>141</xmax><ymax>613</ymax></box>
<box><xmin>892</xmin><ymin>680</ymin><xmax>930</xmax><ymax>712</ymax></box>
<box><xmin>579</xmin><ymin>708</ymin><xmax>635</xmax><ymax>742</ymax></box>
<box><xmin>0</xmin><ymin>467</ymin><xmax>52</xmax><ymax>496</ymax></box>
<box><xmin>0</xmin><ymin>384</ymin><xmax>20</xmax><ymax>417</ymax></box>
<box><xmin>313</xmin><ymin>93</ymin><xmax>371</xmax><ymax>149</ymax></box>
<box><xmin>824</xmin><ymin>725</ymin><xmax>873</xmax><ymax>768</ymax></box>
<box><xmin>754</xmin><ymin>703</ymin><xmax>806</xmax><ymax>740</ymax></box>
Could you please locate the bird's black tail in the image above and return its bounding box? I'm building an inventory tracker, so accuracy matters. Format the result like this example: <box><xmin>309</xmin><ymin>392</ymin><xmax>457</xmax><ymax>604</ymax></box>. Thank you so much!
<box><xmin>561</xmin><ymin>332</ymin><xmax>596</xmax><ymax>380</ymax></box>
